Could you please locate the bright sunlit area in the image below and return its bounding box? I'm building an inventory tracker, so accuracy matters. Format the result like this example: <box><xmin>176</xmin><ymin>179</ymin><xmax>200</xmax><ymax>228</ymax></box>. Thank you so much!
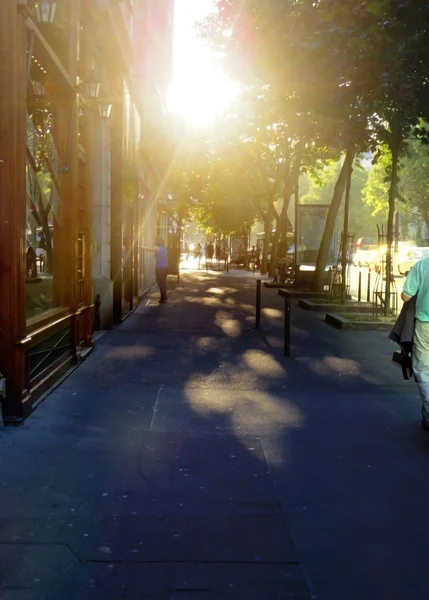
<box><xmin>168</xmin><ymin>0</ymin><xmax>239</xmax><ymax>127</ymax></box>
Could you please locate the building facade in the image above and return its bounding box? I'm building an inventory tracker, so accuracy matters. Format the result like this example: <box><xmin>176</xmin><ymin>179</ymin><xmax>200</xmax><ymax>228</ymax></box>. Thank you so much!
<box><xmin>0</xmin><ymin>0</ymin><xmax>174</xmax><ymax>419</ymax></box>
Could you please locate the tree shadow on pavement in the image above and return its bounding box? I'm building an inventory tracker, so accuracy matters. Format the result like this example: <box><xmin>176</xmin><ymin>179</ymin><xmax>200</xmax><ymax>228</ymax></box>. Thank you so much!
<box><xmin>1</xmin><ymin>271</ymin><xmax>429</xmax><ymax>600</ymax></box>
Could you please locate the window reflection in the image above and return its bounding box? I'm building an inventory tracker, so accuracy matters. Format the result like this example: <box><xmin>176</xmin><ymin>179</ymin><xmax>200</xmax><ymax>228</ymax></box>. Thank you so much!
<box><xmin>26</xmin><ymin>112</ymin><xmax>60</xmax><ymax>319</ymax></box>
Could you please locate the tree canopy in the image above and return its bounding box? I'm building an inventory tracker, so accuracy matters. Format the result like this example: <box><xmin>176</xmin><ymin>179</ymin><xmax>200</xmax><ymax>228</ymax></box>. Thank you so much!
<box><xmin>169</xmin><ymin>0</ymin><xmax>429</xmax><ymax>302</ymax></box>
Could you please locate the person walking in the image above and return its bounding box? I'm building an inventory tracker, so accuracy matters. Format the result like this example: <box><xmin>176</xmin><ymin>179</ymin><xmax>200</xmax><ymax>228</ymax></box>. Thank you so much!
<box><xmin>249</xmin><ymin>245</ymin><xmax>257</xmax><ymax>273</ymax></box>
<box><xmin>143</xmin><ymin>237</ymin><xmax>169</xmax><ymax>304</ymax></box>
<box><xmin>402</xmin><ymin>257</ymin><xmax>429</xmax><ymax>429</ymax></box>
<box><xmin>206</xmin><ymin>242</ymin><xmax>214</xmax><ymax>268</ymax></box>
<box><xmin>195</xmin><ymin>242</ymin><xmax>202</xmax><ymax>268</ymax></box>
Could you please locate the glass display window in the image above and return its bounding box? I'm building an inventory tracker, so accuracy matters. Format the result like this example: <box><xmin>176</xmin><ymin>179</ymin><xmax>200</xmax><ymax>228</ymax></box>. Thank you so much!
<box><xmin>26</xmin><ymin>109</ymin><xmax>61</xmax><ymax>320</ymax></box>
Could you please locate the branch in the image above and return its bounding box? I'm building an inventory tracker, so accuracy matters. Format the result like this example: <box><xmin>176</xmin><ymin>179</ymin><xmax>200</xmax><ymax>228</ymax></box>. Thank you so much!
<box><xmin>251</xmin><ymin>196</ymin><xmax>266</xmax><ymax>220</ymax></box>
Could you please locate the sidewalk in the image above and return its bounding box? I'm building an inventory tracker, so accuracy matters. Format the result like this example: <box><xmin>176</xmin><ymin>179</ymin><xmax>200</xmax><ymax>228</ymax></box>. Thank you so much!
<box><xmin>0</xmin><ymin>269</ymin><xmax>427</xmax><ymax>600</ymax></box>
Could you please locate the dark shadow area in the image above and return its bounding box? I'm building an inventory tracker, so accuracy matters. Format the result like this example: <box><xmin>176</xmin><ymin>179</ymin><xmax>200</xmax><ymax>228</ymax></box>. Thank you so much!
<box><xmin>0</xmin><ymin>270</ymin><xmax>427</xmax><ymax>600</ymax></box>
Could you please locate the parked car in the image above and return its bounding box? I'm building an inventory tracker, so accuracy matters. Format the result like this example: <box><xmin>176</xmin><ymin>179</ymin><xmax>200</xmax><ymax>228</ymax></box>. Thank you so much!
<box><xmin>397</xmin><ymin>247</ymin><xmax>429</xmax><ymax>275</ymax></box>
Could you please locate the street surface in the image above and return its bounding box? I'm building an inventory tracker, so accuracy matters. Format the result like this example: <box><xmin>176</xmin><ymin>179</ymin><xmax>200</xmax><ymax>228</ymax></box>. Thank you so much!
<box><xmin>0</xmin><ymin>269</ymin><xmax>427</xmax><ymax>600</ymax></box>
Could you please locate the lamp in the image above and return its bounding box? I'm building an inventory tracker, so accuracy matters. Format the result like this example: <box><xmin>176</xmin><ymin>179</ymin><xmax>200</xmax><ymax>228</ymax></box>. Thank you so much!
<box><xmin>34</xmin><ymin>0</ymin><xmax>57</xmax><ymax>24</ymax></box>
<box><xmin>98</xmin><ymin>101</ymin><xmax>113</xmax><ymax>121</ymax></box>
<box><xmin>83</xmin><ymin>70</ymin><xmax>101</xmax><ymax>100</ymax></box>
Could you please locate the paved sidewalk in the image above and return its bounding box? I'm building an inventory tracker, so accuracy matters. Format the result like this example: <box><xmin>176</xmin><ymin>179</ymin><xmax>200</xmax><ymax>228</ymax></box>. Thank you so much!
<box><xmin>0</xmin><ymin>270</ymin><xmax>428</xmax><ymax>600</ymax></box>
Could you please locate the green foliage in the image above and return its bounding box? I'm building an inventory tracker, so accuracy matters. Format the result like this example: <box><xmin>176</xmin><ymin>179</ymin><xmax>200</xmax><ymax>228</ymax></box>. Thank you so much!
<box><xmin>194</xmin><ymin>0</ymin><xmax>429</xmax><ymax>289</ymax></box>
<box><xmin>362</xmin><ymin>147</ymin><xmax>391</xmax><ymax>219</ymax></box>
<box><xmin>363</xmin><ymin>137</ymin><xmax>429</xmax><ymax>232</ymax></box>
<box><xmin>301</xmin><ymin>158</ymin><xmax>372</xmax><ymax>237</ymax></box>
<box><xmin>300</xmin><ymin>162</ymin><xmax>342</xmax><ymax>205</ymax></box>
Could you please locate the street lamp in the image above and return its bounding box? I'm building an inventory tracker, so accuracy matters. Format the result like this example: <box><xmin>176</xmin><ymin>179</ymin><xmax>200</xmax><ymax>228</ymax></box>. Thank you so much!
<box><xmin>83</xmin><ymin>70</ymin><xmax>101</xmax><ymax>100</ymax></box>
<box><xmin>34</xmin><ymin>0</ymin><xmax>57</xmax><ymax>24</ymax></box>
<box><xmin>98</xmin><ymin>101</ymin><xmax>113</xmax><ymax>121</ymax></box>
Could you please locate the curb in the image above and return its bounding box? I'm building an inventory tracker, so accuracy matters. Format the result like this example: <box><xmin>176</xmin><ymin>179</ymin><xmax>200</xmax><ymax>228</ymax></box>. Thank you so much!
<box><xmin>325</xmin><ymin>312</ymin><xmax>395</xmax><ymax>330</ymax></box>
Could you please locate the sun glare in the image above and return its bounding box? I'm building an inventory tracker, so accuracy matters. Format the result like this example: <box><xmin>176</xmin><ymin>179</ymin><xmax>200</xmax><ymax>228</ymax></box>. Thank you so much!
<box><xmin>168</xmin><ymin>72</ymin><xmax>238</xmax><ymax>127</ymax></box>
<box><xmin>169</xmin><ymin>0</ymin><xmax>238</xmax><ymax>127</ymax></box>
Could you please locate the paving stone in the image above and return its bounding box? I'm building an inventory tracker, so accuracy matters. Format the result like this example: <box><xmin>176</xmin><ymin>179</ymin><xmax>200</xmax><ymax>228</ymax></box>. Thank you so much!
<box><xmin>2</xmin><ymin>271</ymin><xmax>425</xmax><ymax>600</ymax></box>
<box><xmin>86</xmin><ymin>562</ymin><xmax>310</xmax><ymax>600</ymax></box>
<box><xmin>0</xmin><ymin>544</ymin><xmax>94</xmax><ymax>600</ymax></box>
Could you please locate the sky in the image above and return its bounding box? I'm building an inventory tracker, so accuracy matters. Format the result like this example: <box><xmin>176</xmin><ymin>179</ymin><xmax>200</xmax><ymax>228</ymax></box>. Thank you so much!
<box><xmin>172</xmin><ymin>0</ymin><xmax>215</xmax><ymax>76</ymax></box>
<box><xmin>169</xmin><ymin>0</ymin><xmax>237</xmax><ymax>126</ymax></box>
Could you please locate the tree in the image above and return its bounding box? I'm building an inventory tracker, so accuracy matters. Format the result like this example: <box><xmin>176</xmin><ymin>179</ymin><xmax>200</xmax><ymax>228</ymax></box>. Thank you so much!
<box><xmin>363</xmin><ymin>138</ymin><xmax>429</xmax><ymax>243</ymax></box>
<box><xmin>362</xmin><ymin>147</ymin><xmax>391</xmax><ymax>226</ymax></box>
<box><xmin>199</xmin><ymin>0</ymin><xmax>429</xmax><ymax>301</ymax></box>
<box><xmin>301</xmin><ymin>158</ymin><xmax>372</xmax><ymax>240</ymax></box>
<box><xmin>200</xmin><ymin>1</ymin><xmax>374</xmax><ymax>289</ymax></box>
<box><xmin>400</xmin><ymin>138</ymin><xmax>429</xmax><ymax>238</ymax></box>
<box><xmin>356</xmin><ymin>0</ymin><xmax>429</xmax><ymax>311</ymax></box>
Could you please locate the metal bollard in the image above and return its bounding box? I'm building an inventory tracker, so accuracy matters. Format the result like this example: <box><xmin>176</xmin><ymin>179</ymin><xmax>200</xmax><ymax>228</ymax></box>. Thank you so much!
<box><xmin>284</xmin><ymin>292</ymin><xmax>291</xmax><ymax>357</ymax></box>
<box><xmin>255</xmin><ymin>279</ymin><xmax>261</xmax><ymax>329</ymax></box>
<box><xmin>367</xmin><ymin>270</ymin><xmax>371</xmax><ymax>303</ymax></box>
<box><xmin>358</xmin><ymin>271</ymin><xmax>362</xmax><ymax>302</ymax></box>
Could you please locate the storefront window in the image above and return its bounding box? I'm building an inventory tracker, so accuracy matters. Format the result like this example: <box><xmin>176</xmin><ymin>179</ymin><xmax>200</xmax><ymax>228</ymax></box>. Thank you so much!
<box><xmin>26</xmin><ymin>114</ymin><xmax>61</xmax><ymax>320</ymax></box>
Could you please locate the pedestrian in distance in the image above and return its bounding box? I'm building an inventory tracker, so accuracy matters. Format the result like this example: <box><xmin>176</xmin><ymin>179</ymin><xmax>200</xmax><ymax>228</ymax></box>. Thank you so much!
<box><xmin>402</xmin><ymin>258</ymin><xmax>429</xmax><ymax>429</ymax></box>
<box><xmin>143</xmin><ymin>237</ymin><xmax>169</xmax><ymax>304</ymax></box>
<box><xmin>249</xmin><ymin>245</ymin><xmax>257</xmax><ymax>273</ymax></box>
<box><xmin>195</xmin><ymin>242</ymin><xmax>202</xmax><ymax>268</ymax></box>
<box><xmin>206</xmin><ymin>241</ymin><xmax>214</xmax><ymax>268</ymax></box>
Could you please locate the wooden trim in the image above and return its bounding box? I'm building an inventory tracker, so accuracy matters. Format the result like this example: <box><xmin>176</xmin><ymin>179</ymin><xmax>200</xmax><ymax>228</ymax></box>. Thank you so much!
<box><xmin>25</xmin><ymin>307</ymin><xmax>71</xmax><ymax>336</ymax></box>
<box><xmin>22</xmin><ymin>304</ymin><xmax>94</xmax><ymax>343</ymax></box>
<box><xmin>30</xmin><ymin>353</ymin><xmax>74</xmax><ymax>398</ymax></box>
<box><xmin>0</xmin><ymin>1</ymin><xmax>28</xmax><ymax>409</ymax></box>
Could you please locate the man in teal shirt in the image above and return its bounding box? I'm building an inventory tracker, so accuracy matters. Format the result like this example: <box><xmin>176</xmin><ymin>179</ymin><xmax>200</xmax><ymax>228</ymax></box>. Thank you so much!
<box><xmin>402</xmin><ymin>256</ymin><xmax>429</xmax><ymax>429</ymax></box>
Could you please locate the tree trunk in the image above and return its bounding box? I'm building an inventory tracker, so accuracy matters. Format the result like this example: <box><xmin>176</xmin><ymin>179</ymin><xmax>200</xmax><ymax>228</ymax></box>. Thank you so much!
<box><xmin>38</xmin><ymin>194</ymin><xmax>53</xmax><ymax>274</ymax></box>
<box><xmin>340</xmin><ymin>156</ymin><xmax>353</xmax><ymax>301</ymax></box>
<box><xmin>293</xmin><ymin>178</ymin><xmax>299</xmax><ymax>289</ymax></box>
<box><xmin>312</xmin><ymin>149</ymin><xmax>354</xmax><ymax>291</ymax></box>
<box><xmin>420</xmin><ymin>209</ymin><xmax>429</xmax><ymax>240</ymax></box>
<box><xmin>261</xmin><ymin>217</ymin><xmax>271</xmax><ymax>274</ymax></box>
<box><xmin>280</xmin><ymin>148</ymin><xmax>301</xmax><ymax>257</ymax></box>
<box><xmin>269</xmin><ymin>212</ymin><xmax>281</xmax><ymax>277</ymax></box>
<box><xmin>243</xmin><ymin>228</ymin><xmax>249</xmax><ymax>269</ymax></box>
<box><xmin>269</xmin><ymin>229</ymin><xmax>280</xmax><ymax>277</ymax></box>
<box><xmin>385</xmin><ymin>133</ymin><xmax>401</xmax><ymax>316</ymax></box>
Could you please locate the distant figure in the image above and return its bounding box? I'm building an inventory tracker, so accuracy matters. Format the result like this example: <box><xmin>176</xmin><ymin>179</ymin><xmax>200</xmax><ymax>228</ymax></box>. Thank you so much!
<box><xmin>184</xmin><ymin>242</ymin><xmax>189</xmax><ymax>261</ymax></box>
<box><xmin>143</xmin><ymin>237</ymin><xmax>168</xmax><ymax>304</ymax></box>
<box><xmin>249</xmin><ymin>246</ymin><xmax>257</xmax><ymax>272</ymax></box>
<box><xmin>26</xmin><ymin>246</ymin><xmax>37</xmax><ymax>279</ymax></box>
<box><xmin>206</xmin><ymin>242</ymin><xmax>214</xmax><ymax>264</ymax></box>
<box><xmin>215</xmin><ymin>244</ymin><xmax>221</xmax><ymax>261</ymax></box>
<box><xmin>195</xmin><ymin>242</ymin><xmax>202</xmax><ymax>267</ymax></box>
